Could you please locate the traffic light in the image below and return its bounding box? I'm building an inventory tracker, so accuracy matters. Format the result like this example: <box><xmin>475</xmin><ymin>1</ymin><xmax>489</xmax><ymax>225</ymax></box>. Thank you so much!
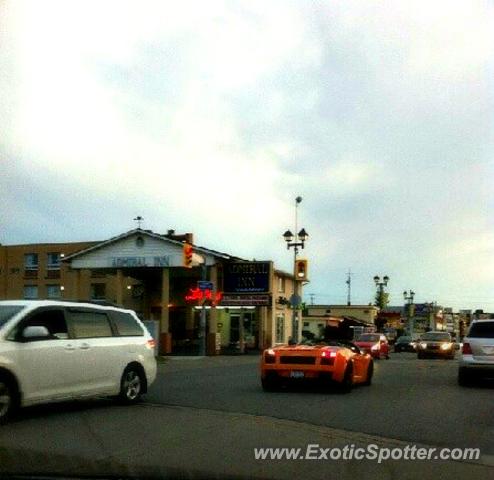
<box><xmin>295</xmin><ymin>259</ymin><xmax>308</xmax><ymax>281</ymax></box>
<box><xmin>183</xmin><ymin>242</ymin><xmax>193</xmax><ymax>268</ymax></box>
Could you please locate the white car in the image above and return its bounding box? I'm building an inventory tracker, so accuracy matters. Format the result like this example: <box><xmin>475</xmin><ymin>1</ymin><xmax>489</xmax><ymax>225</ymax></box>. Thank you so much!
<box><xmin>458</xmin><ymin>319</ymin><xmax>494</xmax><ymax>386</ymax></box>
<box><xmin>0</xmin><ymin>300</ymin><xmax>157</xmax><ymax>423</ymax></box>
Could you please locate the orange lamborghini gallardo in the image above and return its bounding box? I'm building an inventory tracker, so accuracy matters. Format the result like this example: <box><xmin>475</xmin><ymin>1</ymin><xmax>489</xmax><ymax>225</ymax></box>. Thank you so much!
<box><xmin>260</xmin><ymin>341</ymin><xmax>373</xmax><ymax>392</ymax></box>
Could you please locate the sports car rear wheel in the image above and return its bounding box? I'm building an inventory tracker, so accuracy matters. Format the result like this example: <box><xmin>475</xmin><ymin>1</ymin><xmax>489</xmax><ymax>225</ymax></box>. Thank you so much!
<box><xmin>363</xmin><ymin>361</ymin><xmax>373</xmax><ymax>386</ymax></box>
<box><xmin>339</xmin><ymin>363</ymin><xmax>353</xmax><ymax>393</ymax></box>
<box><xmin>261</xmin><ymin>375</ymin><xmax>279</xmax><ymax>392</ymax></box>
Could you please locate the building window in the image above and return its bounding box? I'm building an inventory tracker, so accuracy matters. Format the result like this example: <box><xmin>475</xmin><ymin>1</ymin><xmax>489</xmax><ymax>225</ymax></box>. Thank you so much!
<box><xmin>276</xmin><ymin>314</ymin><xmax>285</xmax><ymax>343</ymax></box>
<box><xmin>135</xmin><ymin>236</ymin><xmax>145</xmax><ymax>248</ymax></box>
<box><xmin>47</xmin><ymin>284</ymin><xmax>61</xmax><ymax>299</ymax></box>
<box><xmin>24</xmin><ymin>285</ymin><xmax>38</xmax><ymax>299</ymax></box>
<box><xmin>277</xmin><ymin>276</ymin><xmax>285</xmax><ymax>293</ymax></box>
<box><xmin>47</xmin><ymin>252</ymin><xmax>61</xmax><ymax>269</ymax></box>
<box><xmin>24</xmin><ymin>253</ymin><xmax>38</xmax><ymax>270</ymax></box>
<box><xmin>90</xmin><ymin>283</ymin><xmax>106</xmax><ymax>300</ymax></box>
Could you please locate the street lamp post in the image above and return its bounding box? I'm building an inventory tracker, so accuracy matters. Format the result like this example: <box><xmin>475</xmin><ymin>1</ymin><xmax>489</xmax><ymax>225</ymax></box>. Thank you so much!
<box><xmin>283</xmin><ymin>196</ymin><xmax>308</xmax><ymax>344</ymax></box>
<box><xmin>403</xmin><ymin>290</ymin><xmax>415</xmax><ymax>337</ymax></box>
<box><xmin>373</xmin><ymin>275</ymin><xmax>389</xmax><ymax>309</ymax></box>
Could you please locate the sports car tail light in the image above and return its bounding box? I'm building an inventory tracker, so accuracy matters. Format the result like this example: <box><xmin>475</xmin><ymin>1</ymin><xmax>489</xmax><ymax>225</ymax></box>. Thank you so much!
<box><xmin>146</xmin><ymin>339</ymin><xmax>156</xmax><ymax>350</ymax></box>
<box><xmin>462</xmin><ymin>342</ymin><xmax>472</xmax><ymax>355</ymax></box>
<box><xmin>264</xmin><ymin>353</ymin><xmax>276</xmax><ymax>363</ymax></box>
<box><xmin>264</xmin><ymin>351</ymin><xmax>276</xmax><ymax>364</ymax></box>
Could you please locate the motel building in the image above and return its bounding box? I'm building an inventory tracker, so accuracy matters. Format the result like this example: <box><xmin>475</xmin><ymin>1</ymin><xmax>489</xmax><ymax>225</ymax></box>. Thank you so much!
<box><xmin>0</xmin><ymin>228</ymin><xmax>299</xmax><ymax>355</ymax></box>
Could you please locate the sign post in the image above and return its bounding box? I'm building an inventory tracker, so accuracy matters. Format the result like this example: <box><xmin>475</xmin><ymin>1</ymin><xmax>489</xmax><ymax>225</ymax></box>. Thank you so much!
<box><xmin>198</xmin><ymin>263</ymin><xmax>207</xmax><ymax>356</ymax></box>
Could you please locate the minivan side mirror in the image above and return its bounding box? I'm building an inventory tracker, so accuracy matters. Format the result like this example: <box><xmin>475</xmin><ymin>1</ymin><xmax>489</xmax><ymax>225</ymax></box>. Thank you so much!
<box><xmin>22</xmin><ymin>325</ymin><xmax>50</xmax><ymax>340</ymax></box>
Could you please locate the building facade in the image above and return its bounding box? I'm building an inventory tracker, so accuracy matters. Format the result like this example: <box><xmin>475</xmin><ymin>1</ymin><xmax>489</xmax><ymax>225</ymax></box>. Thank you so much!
<box><xmin>0</xmin><ymin>229</ymin><xmax>298</xmax><ymax>354</ymax></box>
<box><xmin>0</xmin><ymin>240</ymin><xmax>97</xmax><ymax>301</ymax></box>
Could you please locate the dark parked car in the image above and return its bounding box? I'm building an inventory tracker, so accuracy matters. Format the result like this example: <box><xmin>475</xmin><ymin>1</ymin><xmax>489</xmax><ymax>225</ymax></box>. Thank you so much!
<box><xmin>394</xmin><ymin>335</ymin><xmax>416</xmax><ymax>353</ymax></box>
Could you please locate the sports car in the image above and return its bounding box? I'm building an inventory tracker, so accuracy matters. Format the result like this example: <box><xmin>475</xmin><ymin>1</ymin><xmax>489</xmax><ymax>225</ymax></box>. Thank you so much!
<box><xmin>260</xmin><ymin>340</ymin><xmax>373</xmax><ymax>392</ymax></box>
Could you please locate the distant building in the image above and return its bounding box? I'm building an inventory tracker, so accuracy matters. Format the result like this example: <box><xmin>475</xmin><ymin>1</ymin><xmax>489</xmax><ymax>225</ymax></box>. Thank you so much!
<box><xmin>304</xmin><ymin>304</ymin><xmax>379</xmax><ymax>325</ymax></box>
<box><xmin>302</xmin><ymin>304</ymin><xmax>378</xmax><ymax>340</ymax></box>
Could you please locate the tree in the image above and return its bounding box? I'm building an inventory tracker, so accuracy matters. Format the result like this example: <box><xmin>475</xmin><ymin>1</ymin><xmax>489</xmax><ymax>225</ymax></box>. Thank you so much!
<box><xmin>374</xmin><ymin>290</ymin><xmax>389</xmax><ymax>310</ymax></box>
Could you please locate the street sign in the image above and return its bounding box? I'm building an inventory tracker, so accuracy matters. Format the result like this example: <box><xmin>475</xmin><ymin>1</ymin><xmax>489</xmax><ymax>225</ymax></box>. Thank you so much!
<box><xmin>290</xmin><ymin>294</ymin><xmax>302</xmax><ymax>307</ymax></box>
<box><xmin>198</xmin><ymin>280</ymin><xmax>214</xmax><ymax>291</ymax></box>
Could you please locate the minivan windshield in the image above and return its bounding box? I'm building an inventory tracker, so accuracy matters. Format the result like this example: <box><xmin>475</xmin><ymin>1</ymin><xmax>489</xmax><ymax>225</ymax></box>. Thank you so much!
<box><xmin>0</xmin><ymin>305</ymin><xmax>25</xmax><ymax>328</ymax></box>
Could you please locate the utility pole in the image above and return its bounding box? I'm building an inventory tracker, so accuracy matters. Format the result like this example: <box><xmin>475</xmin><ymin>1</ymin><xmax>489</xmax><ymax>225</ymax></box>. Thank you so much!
<box><xmin>309</xmin><ymin>293</ymin><xmax>315</xmax><ymax>305</ymax></box>
<box><xmin>346</xmin><ymin>269</ymin><xmax>353</xmax><ymax>306</ymax></box>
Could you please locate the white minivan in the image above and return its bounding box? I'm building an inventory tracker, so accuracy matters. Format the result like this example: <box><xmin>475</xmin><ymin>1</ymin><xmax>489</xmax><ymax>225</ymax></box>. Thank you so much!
<box><xmin>0</xmin><ymin>300</ymin><xmax>157</xmax><ymax>423</ymax></box>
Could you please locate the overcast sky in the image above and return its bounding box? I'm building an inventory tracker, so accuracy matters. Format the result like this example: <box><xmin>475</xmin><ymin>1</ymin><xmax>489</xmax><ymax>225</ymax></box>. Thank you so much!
<box><xmin>1</xmin><ymin>0</ymin><xmax>493</xmax><ymax>311</ymax></box>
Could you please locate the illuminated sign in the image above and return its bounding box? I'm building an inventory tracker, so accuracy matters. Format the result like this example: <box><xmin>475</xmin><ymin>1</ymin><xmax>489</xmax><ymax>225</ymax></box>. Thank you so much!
<box><xmin>223</xmin><ymin>261</ymin><xmax>272</xmax><ymax>293</ymax></box>
<box><xmin>185</xmin><ymin>287</ymin><xmax>223</xmax><ymax>305</ymax></box>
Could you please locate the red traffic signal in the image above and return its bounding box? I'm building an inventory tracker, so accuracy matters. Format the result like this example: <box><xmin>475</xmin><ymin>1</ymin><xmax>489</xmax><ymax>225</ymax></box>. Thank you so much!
<box><xmin>183</xmin><ymin>243</ymin><xmax>193</xmax><ymax>268</ymax></box>
<box><xmin>295</xmin><ymin>259</ymin><xmax>308</xmax><ymax>281</ymax></box>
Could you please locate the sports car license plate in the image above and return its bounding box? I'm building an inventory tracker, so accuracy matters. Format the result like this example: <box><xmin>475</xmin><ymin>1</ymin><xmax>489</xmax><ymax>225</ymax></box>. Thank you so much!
<box><xmin>290</xmin><ymin>371</ymin><xmax>305</xmax><ymax>379</ymax></box>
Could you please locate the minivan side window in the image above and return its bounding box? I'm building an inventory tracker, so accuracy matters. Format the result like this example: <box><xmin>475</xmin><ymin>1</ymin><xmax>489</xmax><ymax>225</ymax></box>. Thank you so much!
<box><xmin>111</xmin><ymin>311</ymin><xmax>144</xmax><ymax>337</ymax></box>
<box><xmin>10</xmin><ymin>308</ymin><xmax>68</xmax><ymax>341</ymax></box>
<box><xmin>69</xmin><ymin>310</ymin><xmax>113</xmax><ymax>339</ymax></box>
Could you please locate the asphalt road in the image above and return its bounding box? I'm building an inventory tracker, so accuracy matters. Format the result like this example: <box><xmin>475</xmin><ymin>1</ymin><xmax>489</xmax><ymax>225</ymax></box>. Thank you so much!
<box><xmin>147</xmin><ymin>352</ymin><xmax>494</xmax><ymax>455</ymax></box>
<box><xmin>0</xmin><ymin>352</ymin><xmax>492</xmax><ymax>479</ymax></box>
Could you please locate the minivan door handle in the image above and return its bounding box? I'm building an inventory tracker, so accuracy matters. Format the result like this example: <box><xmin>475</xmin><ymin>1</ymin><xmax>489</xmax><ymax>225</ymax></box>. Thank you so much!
<box><xmin>80</xmin><ymin>343</ymin><xmax>90</xmax><ymax>350</ymax></box>
<box><xmin>64</xmin><ymin>344</ymin><xmax>76</xmax><ymax>351</ymax></box>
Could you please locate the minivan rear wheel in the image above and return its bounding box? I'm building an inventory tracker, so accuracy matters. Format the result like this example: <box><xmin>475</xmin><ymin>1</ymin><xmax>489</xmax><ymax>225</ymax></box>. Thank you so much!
<box><xmin>0</xmin><ymin>377</ymin><xmax>18</xmax><ymax>425</ymax></box>
<box><xmin>119</xmin><ymin>367</ymin><xmax>144</xmax><ymax>403</ymax></box>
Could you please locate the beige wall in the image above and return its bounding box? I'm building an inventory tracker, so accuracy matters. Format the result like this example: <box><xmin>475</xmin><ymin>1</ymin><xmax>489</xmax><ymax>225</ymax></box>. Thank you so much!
<box><xmin>306</xmin><ymin>305</ymin><xmax>379</xmax><ymax>325</ymax></box>
<box><xmin>268</xmin><ymin>270</ymin><xmax>296</xmax><ymax>346</ymax></box>
<box><xmin>0</xmin><ymin>242</ymin><xmax>97</xmax><ymax>301</ymax></box>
